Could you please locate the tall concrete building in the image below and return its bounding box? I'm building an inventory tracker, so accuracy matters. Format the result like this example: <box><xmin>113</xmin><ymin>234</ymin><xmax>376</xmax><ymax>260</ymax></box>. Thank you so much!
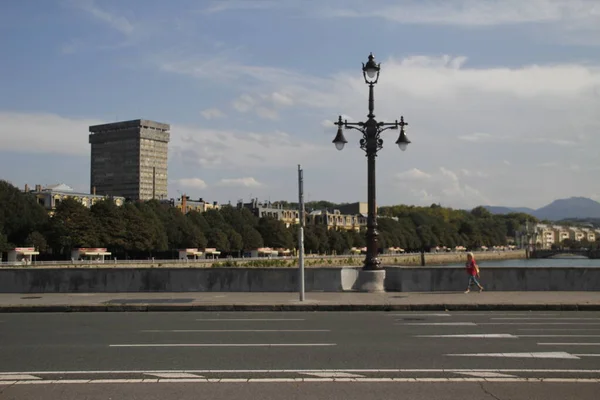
<box><xmin>89</xmin><ymin>119</ymin><xmax>170</xmax><ymax>201</ymax></box>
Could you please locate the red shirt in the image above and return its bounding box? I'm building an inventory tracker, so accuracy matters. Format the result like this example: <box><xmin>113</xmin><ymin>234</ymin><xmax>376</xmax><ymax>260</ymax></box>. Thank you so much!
<box><xmin>466</xmin><ymin>260</ymin><xmax>478</xmax><ymax>276</ymax></box>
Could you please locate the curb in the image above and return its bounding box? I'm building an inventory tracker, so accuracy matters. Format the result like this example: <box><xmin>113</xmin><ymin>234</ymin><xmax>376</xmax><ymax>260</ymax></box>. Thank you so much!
<box><xmin>1</xmin><ymin>303</ymin><xmax>600</xmax><ymax>312</ymax></box>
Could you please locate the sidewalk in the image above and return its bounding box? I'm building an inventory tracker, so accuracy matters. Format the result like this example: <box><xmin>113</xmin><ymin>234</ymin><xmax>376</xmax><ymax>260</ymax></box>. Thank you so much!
<box><xmin>0</xmin><ymin>291</ymin><xmax>599</xmax><ymax>312</ymax></box>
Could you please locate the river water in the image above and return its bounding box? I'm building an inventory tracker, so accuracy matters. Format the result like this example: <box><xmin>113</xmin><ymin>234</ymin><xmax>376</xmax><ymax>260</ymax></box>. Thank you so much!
<box><xmin>446</xmin><ymin>257</ymin><xmax>600</xmax><ymax>268</ymax></box>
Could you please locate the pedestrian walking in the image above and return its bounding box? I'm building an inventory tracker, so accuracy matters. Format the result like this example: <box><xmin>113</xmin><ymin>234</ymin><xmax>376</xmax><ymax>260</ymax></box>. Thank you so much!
<box><xmin>464</xmin><ymin>252</ymin><xmax>484</xmax><ymax>293</ymax></box>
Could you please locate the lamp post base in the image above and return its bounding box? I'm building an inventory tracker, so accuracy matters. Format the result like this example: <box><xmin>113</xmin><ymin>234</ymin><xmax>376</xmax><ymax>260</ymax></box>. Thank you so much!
<box><xmin>356</xmin><ymin>269</ymin><xmax>386</xmax><ymax>292</ymax></box>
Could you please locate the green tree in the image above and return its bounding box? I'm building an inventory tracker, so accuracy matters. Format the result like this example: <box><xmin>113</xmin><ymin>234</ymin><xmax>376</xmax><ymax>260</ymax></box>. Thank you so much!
<box><xmin>207</xmin><ymin>228</ymin><xmax>230</xmax><ymax>252</ymax></box>
<box><xmin>0</xmin><ymin>180</ymin><xmax>48</xmax><ymax>246</ymax></box>
<box><xmin>327</xmin><ymin>229</ymin><xmax>348</xmax><ymax>254</ymax></box>
<box><xmin>122</xmin><ymin>203</ymin><xmax>155</xmax><ymax>253</ymax></box>
<box><xmin>240</xmin><ymin>225</ymin><xmax>264</xmax><ymax>250</ymax></box>
<box><xmin>24</xmin><ymin>231</ymin><xmax>48</xmax><ymax>253</ymax></box>
<box><xmin>91</xmin><ymin>199</ymin><xmax>127</xmax><ymax>252</ymax></box>
<box><xmin>47</xmin><ymin>198</ymin><xmax>100</xmax><ymax>254</ymax></box>
<box><xmin>0</xmin><ymin>227</ymin><xmax>8</xmax><ymax>253</ymax></box>
<box><xmin>228</xmin><ymin>229</ymin><xmax>244</xmax><ymax>256</ymax></box>
<box><xmin>135</xmin><ymin>202</ymin><xmax>168</xmax><ymax>251</ymax></box>
<box><xmin>257</xmin><ymin>218</ymin><xmax>294</xmax><ymax>249</ymax></box>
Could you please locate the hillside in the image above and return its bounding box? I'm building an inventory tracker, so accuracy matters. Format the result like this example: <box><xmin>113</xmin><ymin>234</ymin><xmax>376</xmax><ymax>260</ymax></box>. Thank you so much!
<box><xmin>483</xmin><ymin>197</ymin><xmax>600</xmax><ymax>221</ymax></box>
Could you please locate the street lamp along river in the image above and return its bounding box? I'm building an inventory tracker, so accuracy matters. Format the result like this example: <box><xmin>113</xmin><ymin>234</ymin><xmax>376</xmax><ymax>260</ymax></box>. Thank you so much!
<box><xmin>332</xmin><ymin>53</ymin><xmax>411</xmax><ymax>292</ymax></box>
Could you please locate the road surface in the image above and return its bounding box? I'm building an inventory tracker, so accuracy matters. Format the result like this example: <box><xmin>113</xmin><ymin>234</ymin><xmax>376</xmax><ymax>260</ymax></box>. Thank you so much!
<box><xmin>1</xmin><ymin>311</ymin><xmax>599</xmax><ymax>399</ymax></box>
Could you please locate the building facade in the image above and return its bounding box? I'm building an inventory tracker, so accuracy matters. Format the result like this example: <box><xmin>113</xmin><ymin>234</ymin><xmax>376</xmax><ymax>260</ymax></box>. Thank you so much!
<box><xmin>164</xmin><ymin>196</ymin><xmax>220</xmax><ymax>214</ymax></box>
<box><xmin>308</xmin><ymin>209</ymin><xmax>367</xmax><ymax>231</ymax></box>
<box><xmin>523</xmin><ymin>223</ymin><xmax>600</xmax><ymax>249</ymax></box>
<box><xmin>238</xmin><ymin>199</ymin><xmax>299</xmax><ymax>228</ymax></box>
<box><xmin>25</xmin><ymin>183</ymin><xmax>125</xmax><ymax>215</ymax></box>
<box><xmin>89</xmin><ymin>119</ymin><xmax>170</xmax><ymax>201</ymax></box>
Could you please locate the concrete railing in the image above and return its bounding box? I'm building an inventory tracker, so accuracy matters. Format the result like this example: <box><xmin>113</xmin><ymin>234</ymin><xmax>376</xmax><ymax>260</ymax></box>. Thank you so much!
<box><xmin>0</xmin><ymin>264</ymin><xmax>597</xmax><ymax>293</ymax></box>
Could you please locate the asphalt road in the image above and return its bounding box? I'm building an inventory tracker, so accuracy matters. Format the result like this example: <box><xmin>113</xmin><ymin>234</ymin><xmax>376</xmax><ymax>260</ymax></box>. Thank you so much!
<box><xmin>1</xmin><ymin>311</ymin><xmax>599</xmax><ymax>399</ymax></box>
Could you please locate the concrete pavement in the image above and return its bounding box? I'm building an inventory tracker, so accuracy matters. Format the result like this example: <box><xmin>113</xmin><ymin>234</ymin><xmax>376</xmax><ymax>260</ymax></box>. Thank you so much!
<box><xmin>1</xmin><ymin>311</ymin><xmax>600</xmax><ymax>399</ymax></box>
<box><xmin>0</xmin><ymin>291</ymin><xmax>599</xmax><ymax>312</ymax></box>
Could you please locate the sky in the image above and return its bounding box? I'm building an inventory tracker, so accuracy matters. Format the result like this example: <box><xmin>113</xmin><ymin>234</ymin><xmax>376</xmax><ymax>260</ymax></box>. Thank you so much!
<box><xmin>1</xmin><ymin>0</ymin><xmax>599</xmax><ymax>210</ymax></box>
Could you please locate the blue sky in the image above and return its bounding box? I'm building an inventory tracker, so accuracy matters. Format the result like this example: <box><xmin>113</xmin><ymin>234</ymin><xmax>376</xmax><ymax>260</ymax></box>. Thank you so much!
<box><xmin>1</xmin><ymin>0</ymin><xmax>600</xmax><ymax>209</ymax></box>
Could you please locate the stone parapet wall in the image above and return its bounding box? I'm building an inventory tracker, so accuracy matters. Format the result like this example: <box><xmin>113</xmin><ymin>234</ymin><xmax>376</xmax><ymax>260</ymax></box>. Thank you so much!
<box><xmin>0</xmin><ymin>262</ymin><xmax>597</xmax><ymax>293</ymax></box>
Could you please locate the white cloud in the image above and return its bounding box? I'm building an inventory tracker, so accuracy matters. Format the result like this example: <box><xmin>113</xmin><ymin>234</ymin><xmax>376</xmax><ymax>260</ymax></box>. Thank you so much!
<box><xmin>0</xmin><ymin>111</ymin><xmax>101</xmax><ymax>156</ymax></box>
<box><xmin>395</xmin><ymin>167</ymin><xmax>491</xmax><ymax>208</ymax></box>
<box><xmin>318</xmin><ymin>0</ymin><xmax>600</xmax><ymax>45</ymax></box>
<box><xmin>217</xmin><ymin>177</ymin><xmax>263</xmax><ymax>187</ymax></box>
<box><xmin>270</xmin><ymin>92</ymin><xmax>294</xmax><ymax>107</ymax></box>
<box><xmin>200</xmin><ymin>107</ymin><xmax>226</xmax><ymax>120</ymax></box>
<box><xmin>255</xmin><ymin>107</ymin><xmax>278</xmax><ymax>120</ymax></box>
<box><xmin>199</xmin><ymin>0</ymin><xmax>287</xmax><ymax>14</ymax></box>
<box><xmin>231</xmin><ymin>94</ymin><xmax>278</xmax><ymax>119</ymax></box>
<box><xmin>170</xmin><ymin>125</ymin><xmax>330</xmax><ymax>170</ymax></box>
<box><xmin>396</xmin><ymin>168</ymin><xmax>432</xmax><ymax>181</ymax></box>
<box><xmin>176</xmin><ymin>178</ymin><xmax>208</xmax><ymax>189</ymax></box>
<box><xmin>232</xmin><ymin>94</ymin><xmax>256</xmax><ymax>112</ymax></box>
<box><xmin>459</xmin><ymin>132</ymin><xmax>494</xmax><ymax>142</ymax></box>
<box><xmin>460</xmin><ymin>169</ymin><xmax>489</xmax><ymax>178</ymax></box>
<box><xmin>68</xmin><ymin>0</ymin><xmax>134</xmax><ymax>35</ymax></box>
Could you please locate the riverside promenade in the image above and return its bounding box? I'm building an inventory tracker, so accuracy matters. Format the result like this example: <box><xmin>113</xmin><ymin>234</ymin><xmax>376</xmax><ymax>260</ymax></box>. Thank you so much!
<box><xmin>1</xmin><ymin>291</ymin><xmax>599</xmax><ymax>312</ymax></box>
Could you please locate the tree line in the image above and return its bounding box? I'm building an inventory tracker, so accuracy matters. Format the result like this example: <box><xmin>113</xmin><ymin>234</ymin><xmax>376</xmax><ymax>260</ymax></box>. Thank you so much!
<box><xmin>1</xmin><ymin>180</ymin><xmax>534</xmax><ymax>259</ymax></box>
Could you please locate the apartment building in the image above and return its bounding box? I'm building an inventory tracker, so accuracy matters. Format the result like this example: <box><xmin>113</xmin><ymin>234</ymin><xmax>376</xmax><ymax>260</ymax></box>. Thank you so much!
<box><xmin>238</xmin><ymin>199</ymin><xmax>299</xmax><ymax>228</ymax></box>
<box><xmin>308</xmin><ymin>209</ymin><xmax>367</xmax><ymax>231</ymax></box>
<box><xmin>164</xmin><ymin>196</ymin><xmax>220</xmax><ymax>214</ymax></box>
<box><xmin>89</xmin><ymin>119</ymin><xmax>170</xmax><ymax>201</ymax></box>
<box><xmin>24</xmin><ymin>183</ymin><xmax>125</xmax><ymax>215</ymax></box>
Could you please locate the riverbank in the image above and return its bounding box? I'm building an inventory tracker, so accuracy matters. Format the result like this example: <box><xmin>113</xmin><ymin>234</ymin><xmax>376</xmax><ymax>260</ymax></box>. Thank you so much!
<box><xmin>3</xmin><ymin>250</ymin><xmax>526</xmax><ymax>269</ymax></box>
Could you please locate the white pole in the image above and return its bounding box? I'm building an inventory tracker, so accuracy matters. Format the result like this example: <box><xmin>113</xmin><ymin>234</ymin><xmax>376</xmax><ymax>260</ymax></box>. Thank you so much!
<box><xmin>298</xmin><ymin>164</ymin><xmax>305</xmax><ymax>301</ymax></box>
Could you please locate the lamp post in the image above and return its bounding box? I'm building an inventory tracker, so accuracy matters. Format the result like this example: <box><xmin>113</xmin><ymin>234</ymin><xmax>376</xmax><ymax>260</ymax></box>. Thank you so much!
<box><xmin>332</xmin><ymin>53</ymin><xmax>411</xmax><ymax>288</ymax></box>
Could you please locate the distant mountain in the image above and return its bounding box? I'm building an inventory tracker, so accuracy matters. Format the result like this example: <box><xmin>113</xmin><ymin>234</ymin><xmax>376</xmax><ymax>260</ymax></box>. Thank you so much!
<box><xmin>535</xmin><ymin>197</ymin><xmax>600</xmax><ymax>220</ymax></box>
<box><xmin>483</xmin><ymin>197</ymin><xmax>600</xmax><ymax>221</ymax></box>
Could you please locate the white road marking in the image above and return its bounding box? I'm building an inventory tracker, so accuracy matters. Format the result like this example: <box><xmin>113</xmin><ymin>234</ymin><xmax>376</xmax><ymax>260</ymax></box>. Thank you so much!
<box><xmin>1</xmin><ymin>378</ymin><xmax>600</xmax><ymax>385</ymax></box>
<box><xmin>7</xmin><ymin>368</ymin><xmax>600</xmax><ymax>376</ymax></box>
<box><xmin>450</xmin><ymin>313</ymin><xmax>560</xmax><ymax>316</ymax></box>
<box><xmin>574</xmin><ymin>354</ymin><xmax>600</xmax><ymax>357</ymax></box>
<box><xmin>146</xmin><ymin>373</ymin><xmax>204</xmax><ymax>379</ymax></box>
<box><xmin>454</xmin><ymin>372</ymin><xmax>517</xmax><ymax>378</ymax></box>
<box><xmin>389</xmin><ymin>313</ymin><xmax>451</xmax><ymax>317</ymax></box>
<box><xmin>0</xmin><ymin>374</ymin><xmax>41</xmax><ymax>380</ymax></box>
<box><xmin>195</xmin><ymin>319</ymin><xmax>305</xmax><ymax>321</ymax></box>
<box><xmin>538</xmin><ymin>343</ymin><xmax>600</xmax><ymax>346</ymax></box>
<box><xmin>301</xmin><ymin>372</ymin><xmax>365</xmax><ymax>378</ymax></box>
<box><xmin>446</xmin><ymin>352</ymin><xmax>580</xmax><ymax>359</ymax></box>
<box><xmin>518</xmin><ymin>328</ymin><xmax>600</xmax><ymax>331</ymax></box>
<box><xmin>481</xmin><ymin>323</ymin><xmax>600</xmax><ymax>325</ymax></box>
<box><xmin>520</xmin><ymin>335</ymin><xmax>600</xmax><ymax>338</ymax></box>
<box><xmin>109</xmin><ymin>343</ymin><xmax>337</xmax><ymax>348</ymax></box>
<box><xmin>140</xmin><ymin>330</ymin><xmax>330</xmax><ymax>333</ymax></box>
<box><xmin>492</xmin><ymin>318</ymin><xmax>600</xmax><ymax>321</ymax></box>
<box><xmin>416</xmin><ymin>334</ymin><xmax>517</xmax><ymax>338</ymax></box>
<box><xmin>402</xmin><ymin>322</ymin><xmax>477</xmax><ymax>326</ymax></box>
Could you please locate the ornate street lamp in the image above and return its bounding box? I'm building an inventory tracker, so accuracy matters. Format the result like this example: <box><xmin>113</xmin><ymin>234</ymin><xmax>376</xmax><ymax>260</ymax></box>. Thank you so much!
<box><xmin>332</xmin><ymin>53</ymin><xmax>411</xmax><ymax>290</ymax></box>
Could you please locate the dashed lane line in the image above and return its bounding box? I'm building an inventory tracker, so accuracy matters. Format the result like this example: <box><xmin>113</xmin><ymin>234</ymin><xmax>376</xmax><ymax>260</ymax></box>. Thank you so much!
<box><xmin>401</xmin><ymin>322</ymin><xmax>477</xmax><ymax>326</ymax></box>
<box><xmin>140</xmin><ymin>330</ymin><xmax>330</xmax><ymax>333</ymax></box>
<box><xmin>446</xmin><ymin>352</ymin><xmax>581</xmax><ymax>359</ymax></box>
<box><xmin>416</xmin><ymin>334</ymin><xmax>517</xmax><ymax>338</ymax></box>
<box><xmin>538</xmin><ymin>343</ymin><xmax>600</xmax><ymax>346</ymax></box>
<box><xmin>195</xmin><ymin>319</ymin><xmax>305</xmax><ymax>322</ymax></box>
<box><xmin>454</xmin><ymin>372</ymin><xmax>517</xmax><ymax>378</ymax></box>
<box><xmin>109</xmin><ymin>343</ymin><xmax>337</xmax><ymax>348</ymax></box>
<box><xmin>492</xmin><ymin>318</ymin><xmax>600</xmax><ymax>321</ymax></box>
